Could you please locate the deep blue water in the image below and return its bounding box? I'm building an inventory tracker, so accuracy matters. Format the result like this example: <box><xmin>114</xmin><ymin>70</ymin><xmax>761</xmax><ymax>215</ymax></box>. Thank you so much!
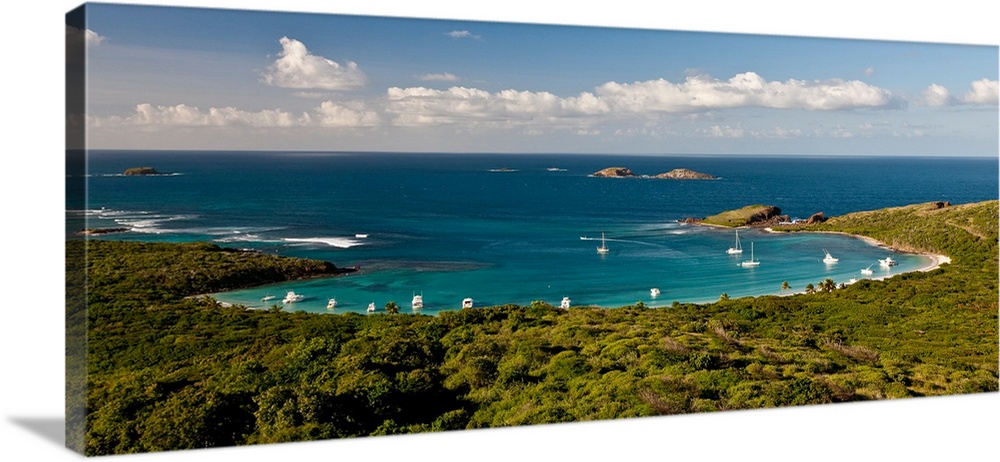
<box><xmin>70</xmin><ymin>151</ymin><xmax>998</xmax><ymax>312</ymax></box>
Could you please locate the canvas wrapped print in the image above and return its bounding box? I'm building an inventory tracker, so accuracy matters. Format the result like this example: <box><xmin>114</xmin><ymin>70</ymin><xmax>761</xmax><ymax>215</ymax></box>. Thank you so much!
<box><xmin>65</xmin><ymin>1</ymin><xmax>998</xmax><ymax>457</ymax></box>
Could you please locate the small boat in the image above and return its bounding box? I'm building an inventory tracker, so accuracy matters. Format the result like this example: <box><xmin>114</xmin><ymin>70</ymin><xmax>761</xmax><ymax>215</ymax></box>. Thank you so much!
<box><xmin>261</xmin><ymin>294</ymin><xmax>276</xmax><ymax>302</ymax></box>
<box><xmin>861</xmin><ymin>264</ymin><xmax>874</xmax><ymax>276</ymax></box>
<box><xmin>740</xmin><ymin>242</ymin><xmax>760</xmax><ymax>267</ymax></box>
<box><xmin>650</xmin><ymin>288</ymin><xmax>661</xmax><ymax>297</ymax></box>
<box><xmin>326</xmin><ymin>298</ymin><xmax>337</xmax><ymax>310</ymax></box>
<box><xmin>283</xmin><ymin>291</ymin><xmax>304</xmax><ymax>303</ymax></box>
<box><xmin>462</xmin><ymin>297</ymin><xmax>474</xmax><ymax>309</ymax></box>
<box><xmin>355</xmin><ymin>233</ymin><xmax>369</xmax><ymax>238</ymax></box>
<box><xmin>823</xmin><ymin>249</ymin><xmax>839</xmax><ymax>264</ymax></box>
<box><xmin>597</xmin><ymin>232</ymin><xmax>609</xmax><ymax>254</ymax></box>
<box><xmin>879</xmin><ymin>256</ymin><xmax>897</xmax><ymax>267</ymax></box>
<box><xmin>411</xmin><ymin>293</ymin><xmax>424</xmax><ymax>310</ymax></box>
<box><xmin>727</xmin><ymin>229</ymin><xmax>743</xmax><ymax>255</ymax></box>
<box><xmin>560</xmin><ymin>297</ymin><xmax>571</xmax><ymax>309</ymax></box>
<box><xmin>367</xmin><ymin>302</ymin><xmax>376</xmax><ymax>313</ymax></box>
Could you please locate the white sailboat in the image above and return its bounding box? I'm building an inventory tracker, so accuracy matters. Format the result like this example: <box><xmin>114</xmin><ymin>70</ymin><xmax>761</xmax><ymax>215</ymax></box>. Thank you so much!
<box><xmin>823</xmin><ymin>249</ymin><xmax>839</xmax><ymax>264</ymax></box>
<box><xmin>861</xmin><ymin>264</ymin><xmax>874</xmax><ymax>276</ymax></box>
<box><xmin>411</xmin><ymin>293</ymin><xmax>424</xmax><ymax>310</ymax></box>
<box><xmin>597</xmin><ymin>232</ymin><xmax>609</xmax><ymax>254</ymax></box>
<box><xmin>879</xmin><ymin>256</ymin><xmax>897</xmax><ymax>267</ymax></box>
<box><xmin>740</xmin><ymin>242</ymin><xmax>761</xmax><ymax>267</ymax></box>
<box><xmin>367</xmin><ymin>301</ymin><xmax>376</xmax><ymax>313</ymax></box>
<box><xmin>650</xmin><ymin>288</ymin><xmax>661</xmax><ymax>297</ymax></box>
<box><xmin>560</xmin><ymin>296</ymin><xmax>571</xmax><ymax>309</ymax></box>
<box><xmin>727</xmin><ymin>229</ymin><xmax>743</xmax><ymax>254</ymax></box>
<box><xmin>282</xmin><ymin>291</ymin><xmax>304</xmax><ymax>303</ymax></box>
<box><xmin>326</xmin><ymin>298</ymin><xmax>337</xmax><ymax>310</ymax></box>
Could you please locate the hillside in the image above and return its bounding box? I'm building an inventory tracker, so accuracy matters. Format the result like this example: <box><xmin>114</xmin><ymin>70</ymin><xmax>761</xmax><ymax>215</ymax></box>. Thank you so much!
<box><xmin>71</xmin><ymin>201</ymin><xmax>998</xmax><ymax>455</ymax></box>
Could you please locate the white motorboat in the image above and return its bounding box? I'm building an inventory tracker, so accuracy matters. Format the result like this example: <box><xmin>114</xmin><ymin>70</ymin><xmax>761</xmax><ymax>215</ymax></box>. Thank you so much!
<box><xmin>823</xmin><ymin>249</ymin><xmax>839</xmax><ymax>264</ymax></box>
<box><xmin>261</xmin><ymin>294</ymin><xmax>276</xmax><ymax>302</ymax></box>
<box><xmin>282</xmin><ymin>291</ymin><xmax>304</xmax><ymax>303</ymax></box>
<box><xmin>367</xmin><ymin>302</ymin><xmax>376</xmax><ymax>313</ymax></box>
<box><xmin>355</xmin><ymin>233</ymin><xmax>369</xmax><ymax>238</ymax></box>
<box><xmin>740</xmin><ymin>242</ymin><xmax>761</xmax><ymax>267</ymax></box>
<box><xmin>327</xmin><ymin>298</ymin><xmax>337</xmax><ymax>310</ymax></box>
<box><xmin>411</xmin><ymin>293</ymin><xmax>424</xmax><ymax>310</ymax></box>
<box><xmin>597</xmin><ymin>232</ymin><xmax>609</xmax><ymax>254</ymax></box>
<box><xmin>879</xmin><ymin>256</ymin><xmax>897</xmax><ymax>267</ymax></box>
<box><xmin>560</xmin><ymin>297</ymin><xmax>571</xmax><ymax>309</ymax></box>
<box><xmin>462</xmin><ymin>298</ymin><xmax>474</xmax><ymax>309</ymax></box>
<box><xmin>727</xmin><ymin>229</ymin><xmax>743</xmax><ymax>255</ymax></box>
<box><xmin>650</xmin><ymin>288</ymin><xmax>661</xmax><ymax>297</ymax></box>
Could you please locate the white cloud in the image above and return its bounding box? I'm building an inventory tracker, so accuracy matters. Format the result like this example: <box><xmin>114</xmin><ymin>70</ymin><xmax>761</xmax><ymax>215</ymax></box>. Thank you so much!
<box><xmin>704</xmin><ymin>125</ymin><xmax>746</xmax><ymax>138</ymax></box>
<box><xmin>95</xmin><ymin>102</ymin><xmax>379</xmax><ymax>129</ymax></box>
<box><xmin>864</xmin><ymin>66</ymin><xmax>876</xmax><ymax>77</ymax></box>
<box><xmin>419</xmin><ymin>72</ymin><xmax>460</xmax><ymax>82</ymax></box>
<box><xmin>960</xmin><ymin>79</ymin><xmax>999</xmax><ymax>105</ymax></box>
<box><xmin>385</xmin><ymin>86</ymin><xmax>569</xmax><ymax>126</ymax></box>
<box><xmin>922</xmin><ymin>84</ymin><xmax>953</xmax><ymax>106</ymax></box>
<box><xmin>315</xmin><ymin>101</ymin><xmax>381</xmax><ymax>127</ymax></box>
<box><xmin>595</xmin><ymin>72</ymin><xmax>901</xmax><ymax>112</ymax></box>
<box><xmin>383</xmin><ymin>72</ymin><xmax>900</xmax><ymax>127</ymax></box>
<box><xmin>447</xmin><ymin>30</ymin><xmax>480</xmax><ymax>40</ymax></box>
<box><xmin>696</xmin><ymin>125</ymin><xmax>802</xmax><ymax>139</ymax></box>
<box><xmin>261</xmin><ymin>37</ymin><xmax>365</xmax><ymax>90</ymax></box>
<box><xmin>922</xmin><ymin>79</ymin><xmax>998</xmax><ymax>106</ymax></box>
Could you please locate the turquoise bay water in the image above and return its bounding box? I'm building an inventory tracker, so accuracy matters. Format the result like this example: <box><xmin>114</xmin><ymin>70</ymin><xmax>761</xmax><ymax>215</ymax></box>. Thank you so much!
<box><xmin>71</xmin><ymin>152</ymin><xmax>998</xmax><ymax>313</ymax></box>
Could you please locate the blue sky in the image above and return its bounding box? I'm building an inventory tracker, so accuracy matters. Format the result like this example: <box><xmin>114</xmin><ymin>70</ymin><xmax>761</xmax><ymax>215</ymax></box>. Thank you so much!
<box><xmin>74</xmin><ymin>2</ymin><xmax>998</xmax><ymax>155</ymax></box>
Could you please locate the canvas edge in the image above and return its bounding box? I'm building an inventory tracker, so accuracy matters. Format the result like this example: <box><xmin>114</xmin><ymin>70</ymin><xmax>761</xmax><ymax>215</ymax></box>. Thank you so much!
<box><xmin>65</xmin><ymin>3</ymin><xmax>88</xmax><ymax>455</ymax></box>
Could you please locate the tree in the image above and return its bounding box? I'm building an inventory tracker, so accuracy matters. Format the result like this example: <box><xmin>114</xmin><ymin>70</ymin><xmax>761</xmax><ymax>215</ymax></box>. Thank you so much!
<box><xmin>781</xmin><ymin>281</ymin><xmax>790</xmax><ymax>293</ymax></box>
<box><xmin>805</xmin><ymin>283</ymin><xmax>815</xmax><ymax>294</ymax></box>
<box><xmin>385</xmin><ymin>300</ymin><xmax>400</xmax><ymax>314</ymax></box>
<box><xmin>719</xmin><ymin>293</ymin><xmax>729</xmax><ymax>301</ymax></box>
<box><xmin>819</xmin><ymin>278</ymin><xmax>836</xmax><ymax>293</ymax></box>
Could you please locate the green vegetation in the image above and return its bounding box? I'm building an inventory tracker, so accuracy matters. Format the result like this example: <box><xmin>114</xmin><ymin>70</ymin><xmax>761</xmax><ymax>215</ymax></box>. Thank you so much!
<box><xmin>74</xmin><ymin>201</ymin><xmax>998</xmax><ymax>455</ymax></box>
<box><xmin>701</xmin><ymin>204</ymin><xmax>778</xmax><ymax>227</ymax></box>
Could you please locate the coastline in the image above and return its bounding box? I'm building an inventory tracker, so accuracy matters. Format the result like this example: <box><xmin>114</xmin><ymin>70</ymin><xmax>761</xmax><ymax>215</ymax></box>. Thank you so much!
<box><xmin>762</xmin><ymin>227</ymin><xmax>952</xmax><ymax>275</ymax></box>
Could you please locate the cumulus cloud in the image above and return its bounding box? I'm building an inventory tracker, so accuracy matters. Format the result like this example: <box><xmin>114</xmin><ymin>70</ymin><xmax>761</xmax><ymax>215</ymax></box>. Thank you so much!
<box><xmin>95</xmin><ymin>101</ymin><xmax>379</xmax><ymax>129</ymax></box>
<box><xmin>383</xmin><ymin>72</ymin><xmax>900</xmax><ymax>127</ymax></box>
<box><xmin>261</xmin><ymin>37</ymin><xmax>366</xmax><ymax>90</ymax></box>
<box><xmin>419</xmin><ymin>72</ymin><xmax>460</xmax><ymax>82</ymax></box>
<box><xmin>960</xmin><ymin>79</ymin><xmax>999</xmax><ymax>105</ymax></box>
<box><xmin>315</xmin><ymin>101</ymin><xmax>381</xmax><ymax>127</ymax></box>
<box><xmin>447</xmin><ymin>30</ymin><xmax>480</xmax><ymax>40</ymax></box>
<box><xmin>922</xmin><ymin>79</ymin><xmax>998</xmax><ymax>106</ymax></box>
<box><xmin>922</xmin><ymin>84</ymin><xmax>954</xmax><ymax>107</ymax></box>
<box><xmin>595</xmin><ymin>72</ymin><xmax>901</xmax><ymax>112</ymax></box>
<box><xmin>864</xmin><ymin>66</ymin><xmax>875</xmax><ymax>77</ymax></box>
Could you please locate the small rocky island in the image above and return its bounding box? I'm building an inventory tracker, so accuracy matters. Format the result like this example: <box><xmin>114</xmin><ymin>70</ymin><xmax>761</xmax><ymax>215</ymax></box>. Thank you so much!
<box><xmin>591</xmin><ymin>166</ymin><xmax>717</xmax><ymax>180</ymax></box>
<box><xmin>592</xmin><ymin>167</ymin><xmax>636</xmax><ymax>178</ymax></box>
<box><xmin>653</xmin><ymin>168</ymin><xmax>718</xmax><ymax>180</ymax></box>
<box><xmin>123</xmin><ymin>166</ymin><xmax>162</xmax><ymax>176</ymax></box>
<box><xmin>689</xmin><ymin>205</ymin><xmax>789</xmax><ymax>227</ymax></box>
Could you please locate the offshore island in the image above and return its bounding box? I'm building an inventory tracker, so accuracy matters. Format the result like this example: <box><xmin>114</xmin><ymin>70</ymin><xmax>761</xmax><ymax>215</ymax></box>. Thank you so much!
<box><xmin>69</xmin><ymin>200</ymin><xmax>998</xmax><ymax>455</ymax></box>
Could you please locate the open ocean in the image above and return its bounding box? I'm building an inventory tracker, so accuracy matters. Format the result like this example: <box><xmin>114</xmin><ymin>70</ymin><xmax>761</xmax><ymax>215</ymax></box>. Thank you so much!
<box><xmin>68</xmin><ymin>151</ymin><xmax>998</xmax><ymax>312</ymax></box>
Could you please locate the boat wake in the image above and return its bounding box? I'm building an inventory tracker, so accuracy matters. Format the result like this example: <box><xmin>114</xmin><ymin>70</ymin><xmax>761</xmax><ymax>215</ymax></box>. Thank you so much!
<box><xmin>283</xmin><ymin>237</ymin><xmax>365</xmax><ymax>248</ymax></box>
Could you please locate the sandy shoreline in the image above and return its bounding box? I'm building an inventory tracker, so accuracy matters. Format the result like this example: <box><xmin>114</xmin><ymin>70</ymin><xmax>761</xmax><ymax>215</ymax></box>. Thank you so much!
<box><xmin>761</xmin><ymin>227</ymin><xmax>952</xmax><ymax>276</ymax></box>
